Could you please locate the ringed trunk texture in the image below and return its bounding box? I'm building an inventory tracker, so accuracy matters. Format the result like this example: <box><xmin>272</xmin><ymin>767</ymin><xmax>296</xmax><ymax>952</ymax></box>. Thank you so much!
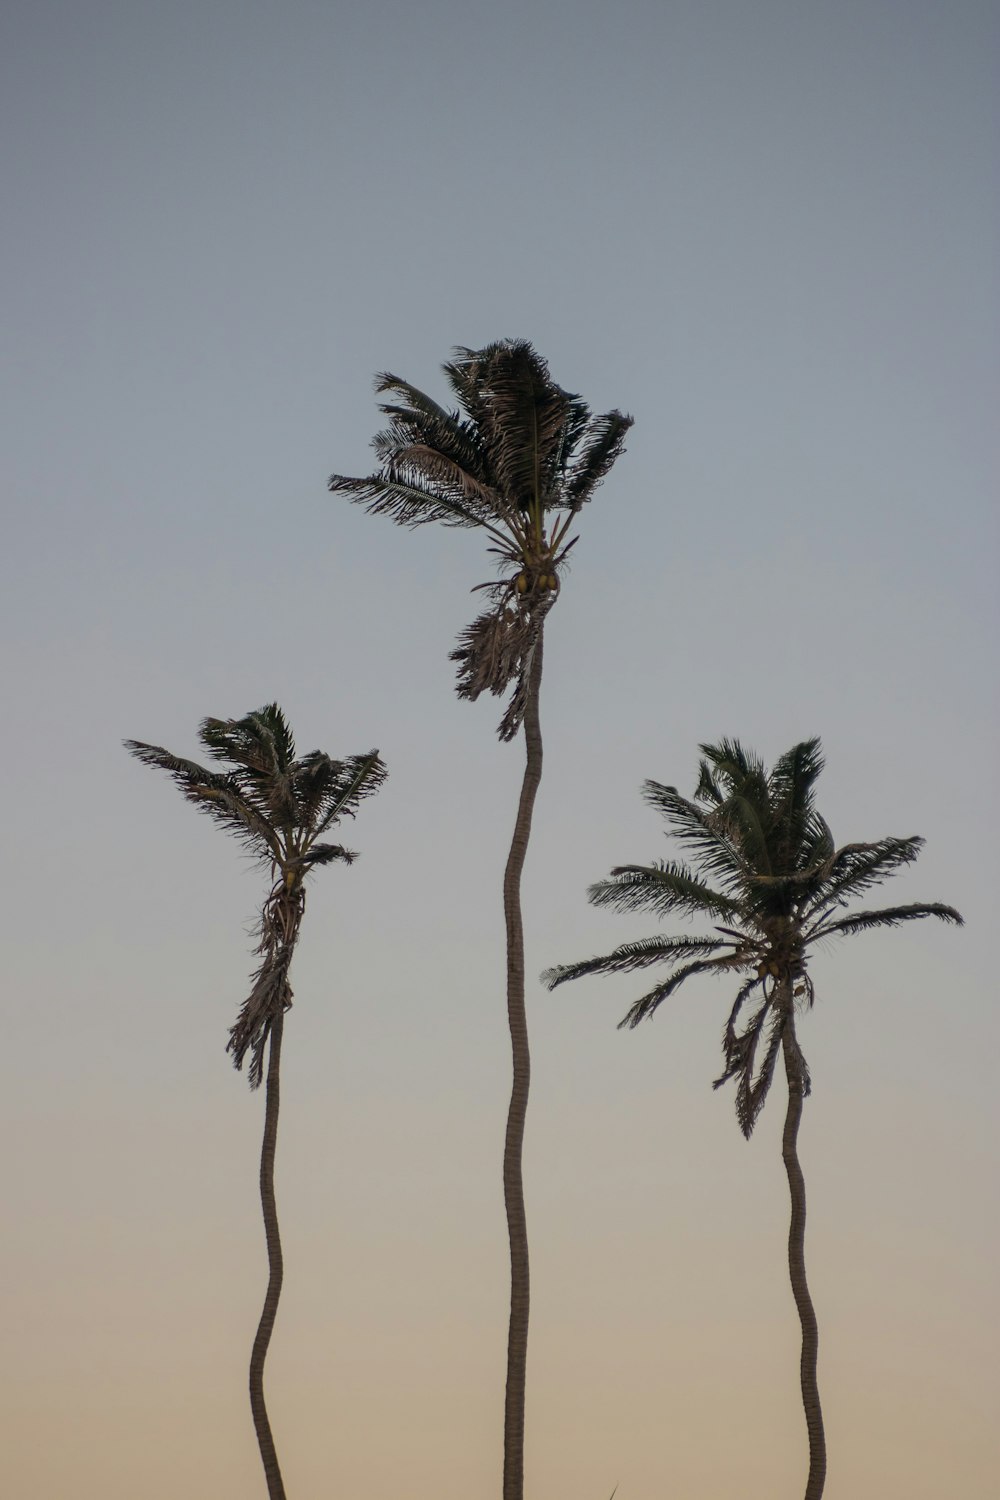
<box><xmin>502</xmin><ymin>634</ymin><xmax>544</xmax><ymax>1500</ymax></box>
<box><xmin>782</xmin><ymin>1018</ymin><xmax>826</xmax><ymax>1500</ymax></box>
<box><xmin>250</xmin><ymin>1007</ymin><xmax>287</xmax><ymax>1500</ymax></box>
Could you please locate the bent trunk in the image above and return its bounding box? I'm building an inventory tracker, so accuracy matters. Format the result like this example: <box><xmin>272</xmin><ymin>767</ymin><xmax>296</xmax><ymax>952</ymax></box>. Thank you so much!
<box><xmin>502</xmin><ymin>634</ymin><xmax>544</xmax><ymax>1500</ymax></box>
<box><xmin>781</xmin><ymin>1017</ymin><xmax>826</xmax><ymax>1500</ymax></box>
<box><xmin>250</xmin><ymin>1008</ymin><xmax>287</xmax><ymax>1500</ymax></box>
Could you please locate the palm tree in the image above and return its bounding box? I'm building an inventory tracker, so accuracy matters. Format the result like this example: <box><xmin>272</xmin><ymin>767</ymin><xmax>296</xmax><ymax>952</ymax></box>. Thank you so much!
<box><xmin>329</xmin><ymin>341</ymin><xmax>631</xmax><ymax>1500</ymax></box>
<box><xmin>543</xmin><ymin>738</ymin><xmax>961</xmax><ymax>1500</ymax></box>
<box><xmin>126</xmin><ymin>705</ymin><xmax>387</xmax><ymax>1500</ymax></box>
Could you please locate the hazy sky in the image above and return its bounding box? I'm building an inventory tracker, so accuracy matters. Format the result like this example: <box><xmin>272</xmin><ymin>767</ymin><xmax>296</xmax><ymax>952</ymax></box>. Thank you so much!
<box><xmin>2</xmin><ymin>1</ymin><xmax>997</xmax><ymax>1496</ymax></box>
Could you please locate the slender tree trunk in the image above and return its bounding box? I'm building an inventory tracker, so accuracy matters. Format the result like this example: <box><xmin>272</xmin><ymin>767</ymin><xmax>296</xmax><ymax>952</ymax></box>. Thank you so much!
<box><xmin>250</xmin><ymin>1007</ymin><xmax>287</xmax><ymax>1500</ymax></box>
<box><xmin>502</xmin><ymin>634</ymin><xmax>544</xmax><ymax>1500</ymax></box>
<box><xmin>781</xmin><ymin>1016</ymin><xmax>826</xmax><ymax>1500</ymax></box>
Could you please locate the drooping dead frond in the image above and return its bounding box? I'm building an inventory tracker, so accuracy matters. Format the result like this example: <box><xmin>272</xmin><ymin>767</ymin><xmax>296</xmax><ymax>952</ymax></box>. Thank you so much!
<box><xmin>617</xmin><ymin>955</ymin><xmax>735</xmax><ymax>1029</ymax></box>
<box><xmin>711</xmin><ymin>976</ymin><xmax>786</xmax><ymax>1138</ymax></box>
<box><xmin>227</xmin><ymin>883</ymin><xmax>303</xmax><ymax>1088</ymax></box>
<box><xmin>450</xmin><ymin>587</ymin><xmax>556</xmax><ymax>741</ymax></box>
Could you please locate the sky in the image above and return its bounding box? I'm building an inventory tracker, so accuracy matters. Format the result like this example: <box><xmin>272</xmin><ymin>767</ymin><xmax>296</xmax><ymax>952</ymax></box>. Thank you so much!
<box><xmin>2</xmin><ymin>1</ymin><xmax>997</xmax><ymax>1496</ymax></box>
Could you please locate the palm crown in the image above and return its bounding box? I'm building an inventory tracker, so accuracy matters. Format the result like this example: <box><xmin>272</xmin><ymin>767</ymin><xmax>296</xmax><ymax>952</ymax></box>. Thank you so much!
<box><xmin>126</xmin><ymin>704</ymin><xmax>386</xmax><ymax>1085</ymax></box>
<box><xmin>544</xmin><ymin>738</ymin><xmax>962</xmax><ymax>1136</ymax></box>
<box><xmin>329</xmin><ymin>339</ymin><xmax>632</xmax><ymax>738</ymax></box>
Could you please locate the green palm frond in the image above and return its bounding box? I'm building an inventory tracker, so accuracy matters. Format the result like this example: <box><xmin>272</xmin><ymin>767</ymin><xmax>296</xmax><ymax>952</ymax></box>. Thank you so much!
<box><xmin>714</xmin><ymin>995</ymin><xmax>787</xmax><ymax>1139</ymax></box>
<box><xmin>708</xmin><ymin>974</ymin><xmax>794</xmax><ymax>1137</ymax></box>
<box><xmin>640</xmin><ymin>782</ymin><xmax>748</xmax><ymax>890</ymax></box>
<box><xmin>717</xmin><ymin>972</ymin><xmax>765</xmax><ymax>1057</ymax></box>
<box><xmin>588</xmin><ymin>862</ymin><xmax>741</xmax><ymax>922</ymax></box>
<box><xmin>200</xmin><ymin>704</ymin><xmax>295</xmax><ymax>772</ymax></box>
<box><xmin>441</xmin><ymin>346</ymin><xmax>492</xmax><ymax>423</ymax></box>
<box><xmin>543</xmin><ymin>934</ymin><xmax>728</xmax><ymax>990</ymax></box>
<box><xmin>307</xmin><ymin>749</ymin><xmax>388</xmax><ymax>838</ymax></box>
<box><xmin>564</xmin><ymin>411</ymin><xmax>634</xmax><ymax>508</ymax></box>
<box><xmin>383</xmin><ymin>441</ymin><xmax>509</xmax><ymax>527</ymax></box>
<box><xmin>124</xmin><ymin>740</ymin><xmax>281</xmax><ymax>861</ymax></box>
<box><xmin>202</xmin><ymin>707</ymin><xmax>300</xmax><ymax>831</ymax></box>
<box><xmin>797</xmin><ymin>809</ymin><xmax>837</xmax><ymax>870</ymax></box>
<box><xmin>375</xmin><ymin>372</ymin><xmax>487</xmax><ymax>478</ymax></box>
<box><xmin>768</xmin><ymin>738</ymin><xmax>825</xmax><ymax>870</ymax></box>
<box><xmin>808</xmin><ymin>901</ymin><xmax>963</xmax><ymax>942</ymax></box>
<box><xmin>617</xmin><ymin>956</ymin><xmax>734</xmax><ymax>1029</ymax></box>
<box><xmin>327</xmin><ymin>470</ymin><xmax>492</xmax><ymax>531</ymax></box>
<box><xmin>698</xmin><ymin>738</ymin><xmax>768</xmax><ymax>799</ymax></box>
<box><xmin>298</xmin><ymin>843</ymin><xmax>357</xmax><ymax>869</ymax></box>
<box><xmin>695</xmin><ymin>741</ymin><xmax>776</xmax><ymax>877</ymax></box>
<box><xmin>804</xmin><ymin>836</ymin><xmax>925</xmax><ymax>913</ymax></box>
<box><xmin>465</xmin><ymin>341</ymin><xmax>573</xmax><ymax>510</ymax></box>
<box><xmin>188</xmin><ymin>784</ymin><xmax>285</xmax><ymax>861</ymax></box>
<box><xmin>709</xmin><ymin>791</ymin><xmax>774</xmax><ymax>880</ymax></box>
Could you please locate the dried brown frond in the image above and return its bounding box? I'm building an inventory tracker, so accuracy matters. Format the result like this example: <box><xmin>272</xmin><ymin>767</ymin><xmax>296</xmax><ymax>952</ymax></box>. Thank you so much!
<box><xmin>227</xmin><ymin>883</ymin><xmax>304</xmax><ymax>1088</ymax></box>
<box><xmin>450</xmin><ymin>585</ymin><xmax>556</xmax><ymax>741</ymax></box>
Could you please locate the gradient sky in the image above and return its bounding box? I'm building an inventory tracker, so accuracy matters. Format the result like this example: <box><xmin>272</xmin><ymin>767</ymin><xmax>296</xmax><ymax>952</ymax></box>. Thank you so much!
<box><xmin>2</xmin><ymin>2</ymin><xmax>997</xmax><ymax>1496</ymax></box>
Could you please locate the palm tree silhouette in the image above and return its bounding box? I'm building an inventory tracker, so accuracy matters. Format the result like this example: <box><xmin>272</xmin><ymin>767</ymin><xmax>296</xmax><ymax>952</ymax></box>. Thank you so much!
<box><xmin>126</xmin><ymin>705</ymin><xmax>386</xmax><ymax>1500</ymax></box>
<box><xmin>544</xmin><ymin>738</ymin><xmax>961</xmax><ymax>1500</ymax></box>
<box><xmin>329</xmin><ymin>341</ymin><xmax>631</xmax><ymax>1500</ymax></box>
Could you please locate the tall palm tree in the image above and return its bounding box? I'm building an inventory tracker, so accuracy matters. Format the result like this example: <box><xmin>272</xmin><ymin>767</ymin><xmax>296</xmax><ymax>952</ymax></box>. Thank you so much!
<box><xmin>329</xmin><ymin>341</ymin><xmax>631</xmax><ymax>1500</ymax></box>
<box><xmin>126</xmin><ymin>705</ymin><xmax>386</xmax><ymax>1500</ymax></box>
<box><xmin>543</xmin><ymin>738</ymin><xmax>961</xmax><ymax>1500</ymax></box>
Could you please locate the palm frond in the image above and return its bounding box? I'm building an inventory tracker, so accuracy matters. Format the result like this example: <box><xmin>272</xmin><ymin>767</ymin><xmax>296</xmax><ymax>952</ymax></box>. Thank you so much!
<box><xmin>200</xmin><ymin>706</ymin><xmax>299</xmax><ymax>831</ymax></box>
<box><xmin>227</xmin><ymin>886</ymin><xmax>301</xmax><ymax>1087</ymax></box>
<box><xmin>543</xmin><ymin>934</ymin><xmax>728</xmax><ymax>991</ymax></box>
<box><xmin>712</xmin><ymin>984</ymin><xmax>787</xmax><ymax>1138</ymax></box>
<box><xmin>641</xmin><ymin>781</ymin><xmax>748</xmax><ymax>889</ymax></box>
<box><xmin>298</xmin><ymin>842</ymin><xmax>357</xmax><ymax>869</ymax></box>
<box><xmin>716</xmin><ymin>974</ymin><xmax>765</xmax><ymax>1056</ymax></box>
<box><xmin>327</xmin><ymin>471</ymin><xmax>489</xmax><ymax>530</ymax></box>
<box><xmin>695</xmin><ymin>740</ymin><xmax>775</xmax><ymax>880</ymax></box>
<box><xmin>449</xmin><ymin>597</ymin><xmax>552</xmax><ymax>741</ymax></box>
<box><xmin>308</xmin><ymin>749</ymin><xmax>388</xmax><ymax>838</ymax></box>
<box><xmin>587</xmin><ymin>862</ymin><xmax>741</xmax><ymax>922</ymax></box>
<box><xmin>738</xmin><ymin>1010</ymin><xmax>788</xmax><ymax>1138</ymax></box>
<box><xmin>383</xmin><ymin>441</ymin><xmax>510</xmax><ymax>528</ymax></box>
<box><xmin>768</xmin><ymin>738</ymin><xmax>824</xmax><ymax>871</ymax></box>
<box><xmin>808</xmin><ymin>901</ymin><xmax>964</xmax><ymax>942</ymax></box>
<box><xmin>617</xmin><ymin>957</ymin><xmax>733</xmax><ymax>1029</ymax></box>
<box><xmin>803</xmin><ymin>836</ymin><xmax>925</xmax><ymax>914</ymax></box>
<box><xmin>200</xmin><ymin>704</ymin><xmax>295</xmax><ymax>772</ymax></box>
<box><xmin>797</xmin><ymin>809</ymin><xmax>837</xmax><ymax>869</ymax></box>
<box><xmin>124</xmin><ymin>740</ymin><xmax>280</xmax><ymax>860</ymax></box>
<box><xmin>188</xmin><ymin>785</ymin><xmax>285</xmax><ymax>860</ymax></box>
<box><xmin>698</xmin><ymin>738</ymin><xmax>767</xmax><ymax>797</ymax></box>
<box><xmin>707</xmin><ymin>792</ymin><xmax>774</xmax><ymax>879</ymax></box>
<box><xmin>477</xmin><ymin>342</ymin><xmax>574</xmax><ymax>510</ymax></box>
<box><xmin>564</xmin><ymin>411</ymin><xmax>634</xmax><ymax>507</ymax></box>
<box><xmin>443</xmin><ymin>342</ymin><xmax>574</xmax><ymax>516</ymax></box>
<box><xmin>374</xmin><ymin>372</ymin><xmax>488</xmax><ymax>479</ymax></box>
